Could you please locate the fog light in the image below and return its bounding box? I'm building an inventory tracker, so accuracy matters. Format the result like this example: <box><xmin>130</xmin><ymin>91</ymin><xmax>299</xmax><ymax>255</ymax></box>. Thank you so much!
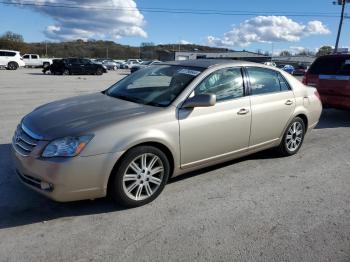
<box><xmin>40</xmin><ymin>182</ymin><xmax>53</xmax><ymax>191</ymax></box>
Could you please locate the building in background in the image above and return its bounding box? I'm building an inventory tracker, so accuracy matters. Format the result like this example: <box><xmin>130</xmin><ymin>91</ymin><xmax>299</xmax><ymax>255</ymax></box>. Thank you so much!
<box><xmin>174</xmin><ymin>51</ymin><xmax>271</xmax><ymax>63</ymax></box>
<box><xmin>272</xmin><ymin>56</ymin><xmax>316</xmax><ymax>68</ymax></box>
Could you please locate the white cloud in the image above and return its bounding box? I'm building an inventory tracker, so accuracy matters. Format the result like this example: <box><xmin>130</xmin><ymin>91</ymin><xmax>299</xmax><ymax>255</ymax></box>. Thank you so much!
<box><xmin>11</xmin><ymin>0</ymin><xmax>147</xmax><ymax>41</ymax></box>
<box><xmin>207</xmin><ymin>16</ymin><xmax>330</xmax><ymax>47</ymax></box>
<box><xmin>179</xmin><ymin>40</ymin><xmax>192</xmax><ymax>45</ymax></box>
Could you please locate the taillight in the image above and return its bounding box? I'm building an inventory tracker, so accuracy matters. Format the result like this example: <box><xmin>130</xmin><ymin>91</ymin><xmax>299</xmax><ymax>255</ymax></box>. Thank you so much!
<box><xmin>302</xmin><ymin>74</ymin><xmax>308</xmax><ymax>84</ymax></box>
<box><xmin>314</xmin><ymin>90</ymin><xmax>321</xmax><ymax>100</ymax></box>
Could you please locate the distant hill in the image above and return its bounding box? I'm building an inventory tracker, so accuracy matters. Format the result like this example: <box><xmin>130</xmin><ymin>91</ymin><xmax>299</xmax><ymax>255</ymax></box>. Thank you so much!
<box><xmin>0</xmin><ymin>32</ymin><xmax>231</xmax><ymax>60</ymax></box>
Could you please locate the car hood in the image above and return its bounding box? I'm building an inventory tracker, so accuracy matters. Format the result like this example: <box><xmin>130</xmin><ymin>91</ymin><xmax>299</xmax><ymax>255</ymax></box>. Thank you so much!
<box><xmin>22</xmin><ymin>92</ymin><xmax>160</xmax><ymax>140</ymax></box>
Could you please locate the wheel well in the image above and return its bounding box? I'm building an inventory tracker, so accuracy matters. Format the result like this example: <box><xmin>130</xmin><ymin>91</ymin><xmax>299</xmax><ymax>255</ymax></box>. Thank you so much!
<box><xmin>296</xmin><ymin>114</ymin><xmax>308</xmax><ymax>131</ymax></box>
<box><xmin>107</xmin><ymin>142</ymin><xmax>175</xmax><ymax>193</ymax></box>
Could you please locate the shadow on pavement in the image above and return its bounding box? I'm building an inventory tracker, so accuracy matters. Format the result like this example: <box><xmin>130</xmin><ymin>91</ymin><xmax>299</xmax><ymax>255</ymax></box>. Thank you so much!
<box><xmin>0</xmin><ymin>108</ymin><xmax>348</xmax><ymax>229</ymax></box>
<box><xmin>316</xmin><ymin>109</ymin><xmax>350</xmax><ymax>129</ymax></box>
<box><xmin>0</xmin><ymin>144</ymin><xmax>124</xmax><ymax>229</ymax></box>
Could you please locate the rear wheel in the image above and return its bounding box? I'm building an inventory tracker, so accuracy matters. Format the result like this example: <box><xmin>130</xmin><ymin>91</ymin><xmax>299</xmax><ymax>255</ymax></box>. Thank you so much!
<box><xmin>278</xmin><ymin>117</ymin><xmax>305</xmax><ymax>156</ymax></box>
<box><xmin>43</xmin><ymin>62</ymin><xmax>50</xmax><ymax>68</ymax></box>
<box><xmin>109</xmin><ymin>146</ymin><xmax>170</xmax><ymax>207</ymax></box>
<box><xmin>96</xmin><ymin>68</ymin><xmax>103</xmax><ymax>75</ymax></box>
<box><xmin>62</xmin><ymin>69</ymin><xmax>70</xmax><ymax>75</ymax></box>
<box><xmin>7</xmin><ymin>62</ymin><xmax>18</xmax><ymax>70</ymax></box>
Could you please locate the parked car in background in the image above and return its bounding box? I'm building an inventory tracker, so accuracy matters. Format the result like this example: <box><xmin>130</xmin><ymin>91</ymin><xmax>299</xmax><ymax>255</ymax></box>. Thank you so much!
<box><xmin>130</xmin><ymin>60</ymin><xmax>162</xmax><ymax>73</ymax></box>
<box><xmin>263</xmin><ymin>61</ymin><xmax>277</xmax><ymax>67</ymax></box>
<box><xmin>22</xmin><ymin>54</ymin><xmax>52</xmax><ymax>68</ymax></box>
<box><xmin>292</xmin><ymin>66</ymin><xmax>307</xmax><ymax>76</ymax></box>
<box><xmin>125</xmin><ymin>59</ymin><xmax>142</xmax><ymax>69</ymax></box>
<box><xmin>43</xmin><ymin>58</ymin><xmax>107</xmax><ymax>75</ymax></box>
<box><xmin>102</xmin><ymin>59</ymin><xmax>118</xmax><ymax>70</ymax></box>
<box><xmin>13</xmin><ymin>60</ymin><xmax>322</xmax><ymax>207</ymax></box>
<box><xmin>303</xmin><ymin>54</ymin><xmax>350</xmax><ymax>110</ymax></box>
<box><xmin>0</xmin><ymin>50</ymin><xmax>25</xmax><ymax>70</ymax></box>
<box><xmin>281</xmin><ymin>65</ymin><xmax>295</xmax><ymax>74</ymax></box>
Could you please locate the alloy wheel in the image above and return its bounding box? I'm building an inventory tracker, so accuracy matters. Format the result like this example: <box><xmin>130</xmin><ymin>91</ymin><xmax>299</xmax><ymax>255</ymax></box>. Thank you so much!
<box><xmin>122</xmin><ymin>153</ymin><xmax>164</xmax><ymax>201</ymax></box>
<box><xmin>285</xmin><ymin>122</ymin><xmax>303</xmax><ymax>152</ymax></box>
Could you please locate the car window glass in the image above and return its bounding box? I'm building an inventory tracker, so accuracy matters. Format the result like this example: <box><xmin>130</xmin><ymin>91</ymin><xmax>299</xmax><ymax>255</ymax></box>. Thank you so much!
<box><xmin>6</xmin><ymin>52</ymin><xmax>16</xmax><ymax>57</ymax></box>
<box><xmin>0</xmin><ymin>51</ymin><xmax>5</xmax><ymax>56</ymax></box>
<box><xmin>31</xmin><ymin>55</ymin><xmax>38</xmax><ymax>59</ymax></box>
<box><xmin>23</xmin><ymin>55</ymin><xmax>30</xmax><ymax>59</ymax></box>
<box><xmin>107</xmin><ymin>65</ymin><xmax>203</xmax><ymax>107</ymax></box>
<box><xmin>309</xmin><ymin>56</ymin><xmax>350</xmax><ymax>75</ymax></box>
<box><xmin>194</xmin><ymin>68</ymin><xmax>244</xmax><ymax>102</ymax></box>
<box><xmin>278</xmin><ymin>73</ymin><xmax>291</xmax><ymax>91</ymax></box>
<box><xmin>247</xmin><ymin>67</ymin><xmax>281</xmax><ymax>95</ymax></box>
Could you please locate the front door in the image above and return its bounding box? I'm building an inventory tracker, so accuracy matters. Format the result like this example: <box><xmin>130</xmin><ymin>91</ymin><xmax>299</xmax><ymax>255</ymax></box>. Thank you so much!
<box><xmin>179</xmin><ymin>67</ymin><xmax>251</xmax><ymax>168</ymax></box>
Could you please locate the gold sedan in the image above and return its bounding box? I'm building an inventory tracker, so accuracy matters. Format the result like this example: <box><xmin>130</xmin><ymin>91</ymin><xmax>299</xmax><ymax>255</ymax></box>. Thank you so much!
<box><xmin>12</xmin><ymin>60</ymin><xmax>322</xmax><ymax>207</ymax></box>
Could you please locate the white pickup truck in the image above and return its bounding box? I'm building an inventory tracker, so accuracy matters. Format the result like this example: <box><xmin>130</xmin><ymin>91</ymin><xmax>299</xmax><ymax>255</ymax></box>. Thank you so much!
<box><xmin>22</xmin><ymin>54</ymin><xmax>53</xmax><ymax>68</ymax></box>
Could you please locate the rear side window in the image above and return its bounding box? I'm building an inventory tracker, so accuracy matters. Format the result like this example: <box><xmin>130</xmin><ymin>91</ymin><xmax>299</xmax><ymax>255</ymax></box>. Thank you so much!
<box><xmin>31</xmin><ymin>55</ymin><xmax>38</xmax><ymax>59</ymax></box>
<box><xmin>6</xmin><ymin>52</ymin><xmax>16</xmax><ymax>57</ymax></box>
<box><xmin>247</xmin><ymin>67</ymin><xmax>281</xmax><ymax>95</ymax></box>
<box><xmin>23</xmin><ymin>55</ymin><xmax>30</xmax><ymax>59</ymax></box>
<box><xmin>0</xmin><ymin>51</ymin><xmax>5</xmax><ymax>56</ymax></box>
<box><xmin>309</xmin><ymin>56</ymin><xmax>350</xmax><ymax>75</ymax></box>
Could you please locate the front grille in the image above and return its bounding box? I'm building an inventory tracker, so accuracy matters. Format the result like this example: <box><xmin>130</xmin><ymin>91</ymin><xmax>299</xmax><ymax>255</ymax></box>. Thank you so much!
<box><xmin>12</xmin><ymin>124</ymin><xmax>40</xmax><ymax>156</ymax></box>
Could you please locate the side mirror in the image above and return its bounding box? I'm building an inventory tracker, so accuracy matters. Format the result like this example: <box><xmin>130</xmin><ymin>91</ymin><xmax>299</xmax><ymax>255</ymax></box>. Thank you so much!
<box><xmin>182</xmin><ymin>93</ymin><xmax>216</xmax><ymax>108</ymax></box>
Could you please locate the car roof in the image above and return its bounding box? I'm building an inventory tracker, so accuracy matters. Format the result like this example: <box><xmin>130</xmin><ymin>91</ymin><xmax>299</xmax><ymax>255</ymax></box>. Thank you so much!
<box><xmin>159</xmin><ymin>59</ymin><xmax>261</xmax><ymax>69</ymax></box>
<box><xmin>0</xmin><ymin>49</ymin><xmax>19</xmax><ymax>52</ymax></box>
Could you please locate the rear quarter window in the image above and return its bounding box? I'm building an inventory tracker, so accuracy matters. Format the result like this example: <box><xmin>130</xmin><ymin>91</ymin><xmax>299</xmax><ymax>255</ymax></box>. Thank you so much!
<box><xmin>309</xmin><ymin>56</ymin><xmax>350</xmax><ymax>75</ymax></box>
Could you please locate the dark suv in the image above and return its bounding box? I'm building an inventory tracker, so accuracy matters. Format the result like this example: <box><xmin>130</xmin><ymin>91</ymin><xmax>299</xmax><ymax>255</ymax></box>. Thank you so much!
<box><xmin>303</xmin><ymin>54</ymin><xmax>350</xmax><ymax>110</ymax></box>
<box><xmin>44</xmin><ymin>58</ymin><xmax>107</xmax><ymax>75</ymax></box>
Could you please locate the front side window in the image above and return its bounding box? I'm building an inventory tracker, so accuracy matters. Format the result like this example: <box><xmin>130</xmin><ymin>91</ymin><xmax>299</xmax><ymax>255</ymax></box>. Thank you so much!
<box><xmin>106</xmin><ymin>65</ymin><xmax>204</xmax><ymax>107</ymax></box>
<box><xmin>194</xmin><ymin>67</ymin><xmax>244</xmax><ymax>102</ymax></box>
<box><xmin>23</xmin><ymin>55</ymin><xmax>30</xmax><ymax>59</ymax></box>
<box><xmin>247</xmin><ymin>67</ymin><xmax>283</xmax><ymax>95</ymax></box>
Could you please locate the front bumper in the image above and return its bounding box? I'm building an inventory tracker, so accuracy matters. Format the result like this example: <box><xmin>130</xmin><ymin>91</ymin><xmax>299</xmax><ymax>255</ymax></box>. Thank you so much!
<box><xmin>12</xmin><ymin>146</ymin><xmax>123</xmax><ymax>202</ymax></box>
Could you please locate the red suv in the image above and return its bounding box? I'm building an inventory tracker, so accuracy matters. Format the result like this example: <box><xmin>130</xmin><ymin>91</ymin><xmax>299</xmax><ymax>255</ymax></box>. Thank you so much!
<box><xmin>303</xmin><ymin>54</ymin><xmax>350</xmax><ymax>110</ymax></box>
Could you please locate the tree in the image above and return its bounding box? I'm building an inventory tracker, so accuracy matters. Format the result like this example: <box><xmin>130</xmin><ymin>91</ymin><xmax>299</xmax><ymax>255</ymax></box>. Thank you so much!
<box><xmin>0</xmin><ymin>31</ymin><xmax>26</xmax><ymax>52</ymax></box>
<box><xmin>316</xmin><ymin>46</ymin><xmax>333</xmax><ymax>57</ymax></box>
<box><xmin>279</xmin><ymin>50</ymin><xmax>292</xmax><ymax>57</ymax></box>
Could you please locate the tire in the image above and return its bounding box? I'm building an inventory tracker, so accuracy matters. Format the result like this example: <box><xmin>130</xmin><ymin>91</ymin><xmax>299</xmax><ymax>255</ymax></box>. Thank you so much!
<box><xmin>96</xmin><ymin>68</ymin><xmax>103</xmax><ymax>75</ymax></box>
<box><xmin>7</xmin><ymin>62</ymin><xmax>18</xmax><ymax>70</ymax></box>
<box><xmin>43</xmin><ymin>62</ymin><xmax>50</xmax><ymax>68</ymax></box>
<box><xmin>62</xmin><ymin>69</ymin><xmax>70</xmax><ymax>75</ymax></box>
<box><xmin>109</xmin><ymin>146</ymin><xmax>170</xmax><ymax>207</ymax></box>
<box><xmin>277</xmin><ymin>117</ymin><xmax>306</xmax><ymax>156</ymax></box>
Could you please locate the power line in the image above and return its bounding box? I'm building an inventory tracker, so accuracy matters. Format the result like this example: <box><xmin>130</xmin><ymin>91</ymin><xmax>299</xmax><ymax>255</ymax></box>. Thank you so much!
<box><xmin>0</xmin><ymin>0</ymin><xmax>343</xmax><ymax>18</ymax></box>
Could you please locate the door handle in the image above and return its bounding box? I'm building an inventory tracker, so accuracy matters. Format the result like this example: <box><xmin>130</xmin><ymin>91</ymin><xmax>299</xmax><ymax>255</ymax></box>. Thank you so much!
<box><xmin>285</xmin><ymin>100</ymin><xmax>293</xmax><ymax>105</ymax></box>
<box><xmin>237</xmin><ymin>108</ymin><xmax>250</xmax><ymax>115</ymax></box>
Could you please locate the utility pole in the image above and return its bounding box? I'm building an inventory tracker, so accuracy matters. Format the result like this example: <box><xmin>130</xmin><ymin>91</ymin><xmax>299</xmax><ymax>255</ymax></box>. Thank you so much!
<box><xmin>45</xmin><ymin>41</ymin><xmax>48</xmax><ymax>57</ymax></box>
<box><xmin>334</xmin><ymin>0</ymin><xmax>347</xmax><ymax>53</ymax></box>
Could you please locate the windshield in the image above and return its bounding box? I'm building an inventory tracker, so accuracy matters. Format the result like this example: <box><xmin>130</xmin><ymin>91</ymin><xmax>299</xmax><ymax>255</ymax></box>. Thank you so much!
<box><xmin>106</xmin><ymin>65</ymin><xmax>204</xmax><ymax>107</ymax></box>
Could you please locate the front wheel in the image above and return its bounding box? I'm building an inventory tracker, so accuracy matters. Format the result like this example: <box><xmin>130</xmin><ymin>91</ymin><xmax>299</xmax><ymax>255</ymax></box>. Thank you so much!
<box><xmin>277</xmin><ymin>117</ymin><xmax>305</xmax><ymax>156</ymax></box>
<box><xmin>109</xmin><ymin>146</ymin><xmax>170</xmax><ymax>207</ymax></box>
<box><xmin>62</xmin><ymin>69</ymin><xmax>70</xmax><ymax>75</ymax></box>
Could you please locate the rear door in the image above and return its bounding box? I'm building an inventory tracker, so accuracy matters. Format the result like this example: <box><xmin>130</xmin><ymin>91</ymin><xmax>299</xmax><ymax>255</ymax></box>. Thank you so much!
<box><xmin>246</xmin><ymin>67</ymin><xmax>295</xmax><ymax>147</ymax></box>
<box><xmin>30</xmin><ymin>55</ymin><xmax>40</xmax><ymax>67</ymax></box>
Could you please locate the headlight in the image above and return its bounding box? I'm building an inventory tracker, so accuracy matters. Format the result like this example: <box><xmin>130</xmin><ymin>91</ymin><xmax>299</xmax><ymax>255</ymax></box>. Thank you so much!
<box><xmin>42</xmin><ymin>135</ymin><xmax>93</xmax><ymax>158</ymax></box>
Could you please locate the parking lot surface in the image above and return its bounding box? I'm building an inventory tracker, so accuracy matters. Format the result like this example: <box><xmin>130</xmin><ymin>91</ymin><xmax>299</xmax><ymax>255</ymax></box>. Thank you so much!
<box><xmin>0</xmin><ymin>69</ymin><xmax>350</xmax><ymax>262</ymax></box>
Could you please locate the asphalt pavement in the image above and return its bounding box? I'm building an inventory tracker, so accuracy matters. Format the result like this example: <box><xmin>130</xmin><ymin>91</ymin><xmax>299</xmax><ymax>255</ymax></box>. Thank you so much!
<box><xmin>0</xmin><ymin>69</ymin><xmax>349</xmax><ymax>262</ymax></box>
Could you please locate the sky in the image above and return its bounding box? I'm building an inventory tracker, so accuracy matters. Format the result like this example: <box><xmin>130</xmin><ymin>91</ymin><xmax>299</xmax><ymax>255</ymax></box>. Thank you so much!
<box><xmin>0</xmin><ymin>0</ymin><xmax>349</xmax><ymax>54</ymax></box>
